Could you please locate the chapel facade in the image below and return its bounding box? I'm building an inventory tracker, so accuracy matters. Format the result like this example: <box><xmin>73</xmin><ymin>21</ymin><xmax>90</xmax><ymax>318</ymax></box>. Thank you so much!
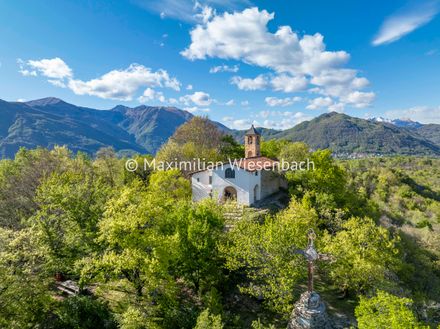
<box><xmin>191</xmin><ymin>125</ymin><xmax>287</xmax><ymax>206</ymax></box>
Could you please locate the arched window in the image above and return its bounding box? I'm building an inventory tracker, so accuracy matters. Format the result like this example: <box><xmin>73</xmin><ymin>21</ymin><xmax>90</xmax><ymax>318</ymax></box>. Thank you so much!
<box><xmin>225</xmin><ymin>168</ymin><xmax>235</xmax><ymax>179</ymax></box>
<box><xmin>248</xmin><ymin>136</ymin><xmax>253</xmax><ymax>144</ymax></box>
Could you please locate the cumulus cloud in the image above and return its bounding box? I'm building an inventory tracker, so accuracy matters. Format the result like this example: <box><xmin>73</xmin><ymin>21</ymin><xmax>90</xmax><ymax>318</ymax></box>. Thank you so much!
<box><xmin>385</xmin><ymin>105</ymin><xmax>440</xmax><ymax>124</ymax></box>
<box><xmin>270</xmin><ymin>74</ymin><xmax>308</xmax><ymax>93</ymax></box>
<box><xmin>230</xmin><ymin>74</ymin><xmax>267</xmax><ymax>90</ymax></box>
<box><xmin>68</xmin><ymin>64</ymin><xmax>180</xmax><ymax>101</ymax></box>
<box><xmin>182</xmin><ymin>8</ymin><xmax>349</xmax><ymax>74</ymax></box>
<box><xmin>18</xmin><ymin>58</ymin><xmax>181</xmax><ymax>102</ymax></box>
<box><xmin>182</xmin><ymin>7</ymin><xmax>374</xmax><ymax>109</ymax></box>
<box><xmin>372</xmin><ymin>0</ymin><xmax>439</xmax><ymax>46</ymax></box>
<box><xmin>138</xmin><ymin>87</ymin><xmax>166</xmax><ymax>103</ymax></box>
<box><xmin>179</xmin><ymin>91</ymin><xmax>213</xmax><ymax>106</ymax></box>
<box><xmin>265</xmin><ymin>96</ymin><xmax>301</xmax><ymax>107</ymax></box>
<box><xmin>18</xmin><ymin>57</ymin><xmax>73</xmax><ymax>79</ymax></box>
<box><xmin>209</xmin><ymin>64</ymin><xmax>239</xmax><ymax>73</ymax></box>
<box><xmin>306</xmin><ymin>97</ymin><xmax>334</xmax><ymax>110</ymax></box>
<box><xmin>341</xmin><ymin>91</ymin><xmax>375</xmax><ymax>108</ymax></box>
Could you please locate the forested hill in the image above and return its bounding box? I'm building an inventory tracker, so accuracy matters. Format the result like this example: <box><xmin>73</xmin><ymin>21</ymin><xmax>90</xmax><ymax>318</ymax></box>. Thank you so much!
<box><xmin>1</xmin><ymin>98</ymin><xmax>440</xmax><ymax>158</ymax></box>
<box><xmin>270</xmin><ymin>112</ymin><xmax>440</xmax><ymax>156</ymax></box>
<box><xmin>0</xmin><ymin>97</ymin><xmax>236</xmax><ymax>158</ymax></box>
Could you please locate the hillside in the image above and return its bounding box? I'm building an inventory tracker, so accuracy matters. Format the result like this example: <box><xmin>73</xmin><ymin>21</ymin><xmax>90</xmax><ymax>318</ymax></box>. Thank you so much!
<box><xmin>415</xmin><ymin>124</ymin><xmax>440</xmax><ymax>146</ymax></box>
<box><xmin>0</xmin><ymin>98</ymin><xmax>197</xmax><ymax>158</ymax></box>
<box><xmin>272</xmin><ymin>112</ymin><xmax>440</xmax><ymax>156</ymax></box>
<box><xmin>1</xmin><ymin>98</ymin><xmax>440</xmax><ymax>158</ymax></box>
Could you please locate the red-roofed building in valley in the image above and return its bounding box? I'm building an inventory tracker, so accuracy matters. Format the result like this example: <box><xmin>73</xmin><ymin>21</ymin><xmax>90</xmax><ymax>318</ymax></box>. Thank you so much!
<box><xmin>191</xmin><ymin>125</ymin><xmax>287</xmax><ymax>206</ymax></box>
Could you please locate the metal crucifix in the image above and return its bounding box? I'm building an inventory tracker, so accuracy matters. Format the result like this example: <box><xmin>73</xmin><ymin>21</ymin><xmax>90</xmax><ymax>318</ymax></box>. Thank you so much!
<box><xmin>293</xmin><ymin>229</ymin><xmax>332</xmax><ymax>293</ymax></box>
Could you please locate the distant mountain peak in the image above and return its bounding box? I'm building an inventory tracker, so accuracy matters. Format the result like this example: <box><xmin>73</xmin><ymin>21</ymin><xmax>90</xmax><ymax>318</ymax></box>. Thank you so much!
<box><xmin>25</xmin><ymin>97</ymin><xmax>65</xmax><ymax>107</ymax></box>
<box><xmin>370</xmin><ymin>116</ymin><xmax>422</xmax><ymax>128</ymax></box>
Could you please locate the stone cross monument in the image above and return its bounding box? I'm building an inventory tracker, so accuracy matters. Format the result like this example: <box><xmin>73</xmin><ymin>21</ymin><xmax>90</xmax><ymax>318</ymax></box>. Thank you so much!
<box><xmin>287</xmin><ymin>229</ymin><xmax>333</xmax><ymax>329</ymax></box>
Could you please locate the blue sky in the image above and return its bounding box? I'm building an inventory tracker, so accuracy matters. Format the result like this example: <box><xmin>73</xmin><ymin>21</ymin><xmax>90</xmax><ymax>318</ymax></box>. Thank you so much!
<box><xmin>1</xmin><ymin>0</ymin><xmax>440</xmax><ymax>129</ymax></box>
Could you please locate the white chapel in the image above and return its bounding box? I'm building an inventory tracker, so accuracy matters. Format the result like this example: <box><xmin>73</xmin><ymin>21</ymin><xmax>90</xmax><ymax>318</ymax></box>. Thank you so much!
<box><xmin>191</xmin><ymin>125</ymin><xmax>287</xmax><ymax>206</ymax></box>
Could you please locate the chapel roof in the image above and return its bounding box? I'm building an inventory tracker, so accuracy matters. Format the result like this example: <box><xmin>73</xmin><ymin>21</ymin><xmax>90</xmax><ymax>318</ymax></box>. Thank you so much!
<box><xmin>245</xmin><ymin>124</ymin><xmax>260</xmax><ymax>136</ymax></box>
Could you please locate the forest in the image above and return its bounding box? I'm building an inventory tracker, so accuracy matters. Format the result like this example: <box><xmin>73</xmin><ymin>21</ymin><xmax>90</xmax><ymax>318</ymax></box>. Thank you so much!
<box><xmin>0</xmin><ymin>117</ymin><xmax>439</xmax><ymax>329</ymax></box>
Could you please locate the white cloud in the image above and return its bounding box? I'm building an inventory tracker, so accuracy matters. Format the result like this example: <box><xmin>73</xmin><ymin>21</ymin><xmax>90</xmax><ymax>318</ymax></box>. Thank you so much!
<box><xmin>372</xmin><ymin>1</ymin><xmax>439</xmax><ymax>46</ymax></box>
<box><xmin>182</xmin><ymin>8</ymin><xmax>349</xmax><ymax>75</ymax></box>
<box><xmin>328</xmin><ymin>102</ymin><xmax>345</xmax><ymax>113</ymax></box>
<box><xmin>309</xmin><ymin>69</ymin><xmax>373</xmax><ymax>108</ymax></box>
<box><xmin>18</xmin><ymin>57</ymin><xmax>73</xmax><ymax>79</ymax></box>
<box><xmin>227</xmin><ymin>118</ymin><xmax>255</xmax><ymax>130</ymax></box>
<box><xmin>209</xmin><ymin>64</ymin><xmax>239</xmax><ymax>73</ymax></box>
<box><xmin>19</xmin><ymin>58</ymin><xmax>181</xmax><ymax>102</ymax></box>
<box><xmin>306</xmin><ymin>97</ymin><xmax>334</xmax><ymax>110</ymax></box>
<box><xmin>182</xmin><ymin>7</ymin><xmax>374</xmax><ymax>108</ymax></box>
<box><xmin>138</xmin><ymin>87</ymin><xmax>166</xmax><ymax>103</ymax></box>
<box><xmin>385</xmin><ymin>105</ymin><xmax>440</xmax><ymax>124</ymax></box>
<box><xmin>230</xmin><ymin>74</ymin><xmax>267</xmax><ymax>90</ymax></box>
<box><xmin>48</xmin><ymin>79</ymin><xmax>67</xmax><ymax>88</ymax></box>
<box><xmin>270</xmin><ymin>74</ymin><xmax>308</xmax><ymax>93</ymax></box>
<box><xmin>241</xmin><ymin>100</ymin><xmax>249</xmax><ymax>106</ymax></box>
<box><xmin>261</xmin><ymin>111</ymin><xmax>313</xmax><ymax>129</ymax></box>
<box><xmin>186</xmin><ymin>84</ymin><xmax>193</xmax><ymax>90</ymax></box>
<box><xmin>194</xmin><ymin>3</ymin><xmax>215</xmax><ymax>24</ymax></box>
<box><xmin>225</xmin><ymin>99</ymin><xmax>235</xmax><ymax>106</ymax></box>
<box><xmin>179</xmin><ymin>91</ymin><xmax>212</xmax><ymax>106</ymax></box>
<box><xmin>341</xmin><ymin>91</ymin><xmax>375</xmax><ymax>108</ymax></box>
<box><xmin>265</xmin><ymin>96</ymin><xmax>301</xmax><ymax>107</ymax></box>
<box><xmin>68</xmin><ymin>64</ymin><xmax>180</xmax><ymax>101</ymax></box>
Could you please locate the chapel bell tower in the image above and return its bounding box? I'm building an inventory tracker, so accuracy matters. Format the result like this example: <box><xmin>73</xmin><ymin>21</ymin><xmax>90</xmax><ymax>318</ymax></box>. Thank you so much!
<box><xmin>245</xmin><ymin>125</ymin><xmax>261</xmax><ymax>158</ymax></box>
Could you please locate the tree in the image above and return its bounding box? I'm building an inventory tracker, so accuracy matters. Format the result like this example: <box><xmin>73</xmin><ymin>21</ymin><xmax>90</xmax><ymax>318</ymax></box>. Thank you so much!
<box><xmin>0</xmin><ymin>147</ymin><xmax>71</xmax><ymax>229</ymax></box>
<box><xmin>172</xmin><ymin>116</ymin><xmax>225</xmax><ymax>150</ymax></box>
<box><xmin>172</xmin><ymin>199</ymin><xmax>225</xmax><ymax>291</ymax></box>
<box><xmin>80</xmin><ymin>179</ymin><xmax>176</xmax><ymax>297</ymax></box>
<box><xmin>147</xmin><ymin>169</ymin><xmax>191</xmax><ymax>201</ymax></box>
<box><xmin>94</xmin><ymin>147</ymin><xmax>125</xmax><ymax>187</ymax></box>
<box><xmin>260</xmin><ymin>139</ymin><xmax>290</xmax><ymax>159</ymax></box>
<box><xmin>0</xmin><ymin>227</ymin><xmax>53</xmax><ymax>329</ymax></box>
<box><xmin>193</xmin><ymin>309</ymin><xmax>223</xmax><ymax>329</ymax></box>
<box><xmin>355</xmin><ymin>291</ymin><xmax>428</xmax><ymax>329</ymax></box>
<box><xmin>33</xmin><ymin>159</ymin><xmax>111</xmax><ymax>274</ymax></box>
<box><xmin>322</xmin><ymin>217</ymin><xmax>401</xmax><ymax>295</ymax></box>
<box><xmin>222</xmin><ymin>199</ymin><xmax>320</xmax><ymax>313</ymax></box>
<box><xmin>278</xmin><ymin>142</ymin><xmax>310</xmax><ymax>163</ymax></box>
<box><xmin>220</xmin><ymin>135</ymin><xmax>244</xmax><ymax>159</ymax></box>
<box><xmin>51</xmin><ymin>296</ymin><xmax>117</xmax><ymax>329</ymax></box>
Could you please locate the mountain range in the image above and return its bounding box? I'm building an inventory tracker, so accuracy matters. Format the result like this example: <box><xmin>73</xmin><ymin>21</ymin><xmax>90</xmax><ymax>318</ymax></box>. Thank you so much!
<box><xmin>1</xmin><ymin>97</ymin><xmax>439</xmax><ymax>158</ymax></box>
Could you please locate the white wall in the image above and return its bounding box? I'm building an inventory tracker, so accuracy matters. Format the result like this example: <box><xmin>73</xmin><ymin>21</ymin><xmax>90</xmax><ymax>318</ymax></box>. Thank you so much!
<box><xmin>191</xmin><ymin>165</ymin><xmax>285</xmax><ymax>206</ymax></box>
<box><xmin>191</xmin><ymin>170</ymin><xmax>211</xmax><ymax>202</ymax></box>
<box><xmin>212</xmin><ymin>164</ymin><xmax>261</xmax><ymax>206</ymax></box>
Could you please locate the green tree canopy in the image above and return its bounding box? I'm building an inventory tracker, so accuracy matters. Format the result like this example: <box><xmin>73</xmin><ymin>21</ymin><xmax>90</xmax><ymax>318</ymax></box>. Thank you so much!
<box><xmin>355</xmin><ymin>290</ymin><xmax>428</xmax><ymax>329</ymax></box>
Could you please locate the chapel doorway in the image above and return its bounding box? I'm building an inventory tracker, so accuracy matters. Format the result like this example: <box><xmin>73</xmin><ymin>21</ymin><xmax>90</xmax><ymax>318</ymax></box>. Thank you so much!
<box><xmin>223</xmin><ymin>186</ymin><xmax>237</xmax><ymax>202</ymax></box>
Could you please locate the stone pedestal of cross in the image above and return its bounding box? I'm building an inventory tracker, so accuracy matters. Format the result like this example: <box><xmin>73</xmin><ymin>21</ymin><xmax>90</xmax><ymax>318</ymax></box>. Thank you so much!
<box><xmin>287</xmin><ymin>229</ymin><xmax>334</xmax><ymax>329</ymax></box>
